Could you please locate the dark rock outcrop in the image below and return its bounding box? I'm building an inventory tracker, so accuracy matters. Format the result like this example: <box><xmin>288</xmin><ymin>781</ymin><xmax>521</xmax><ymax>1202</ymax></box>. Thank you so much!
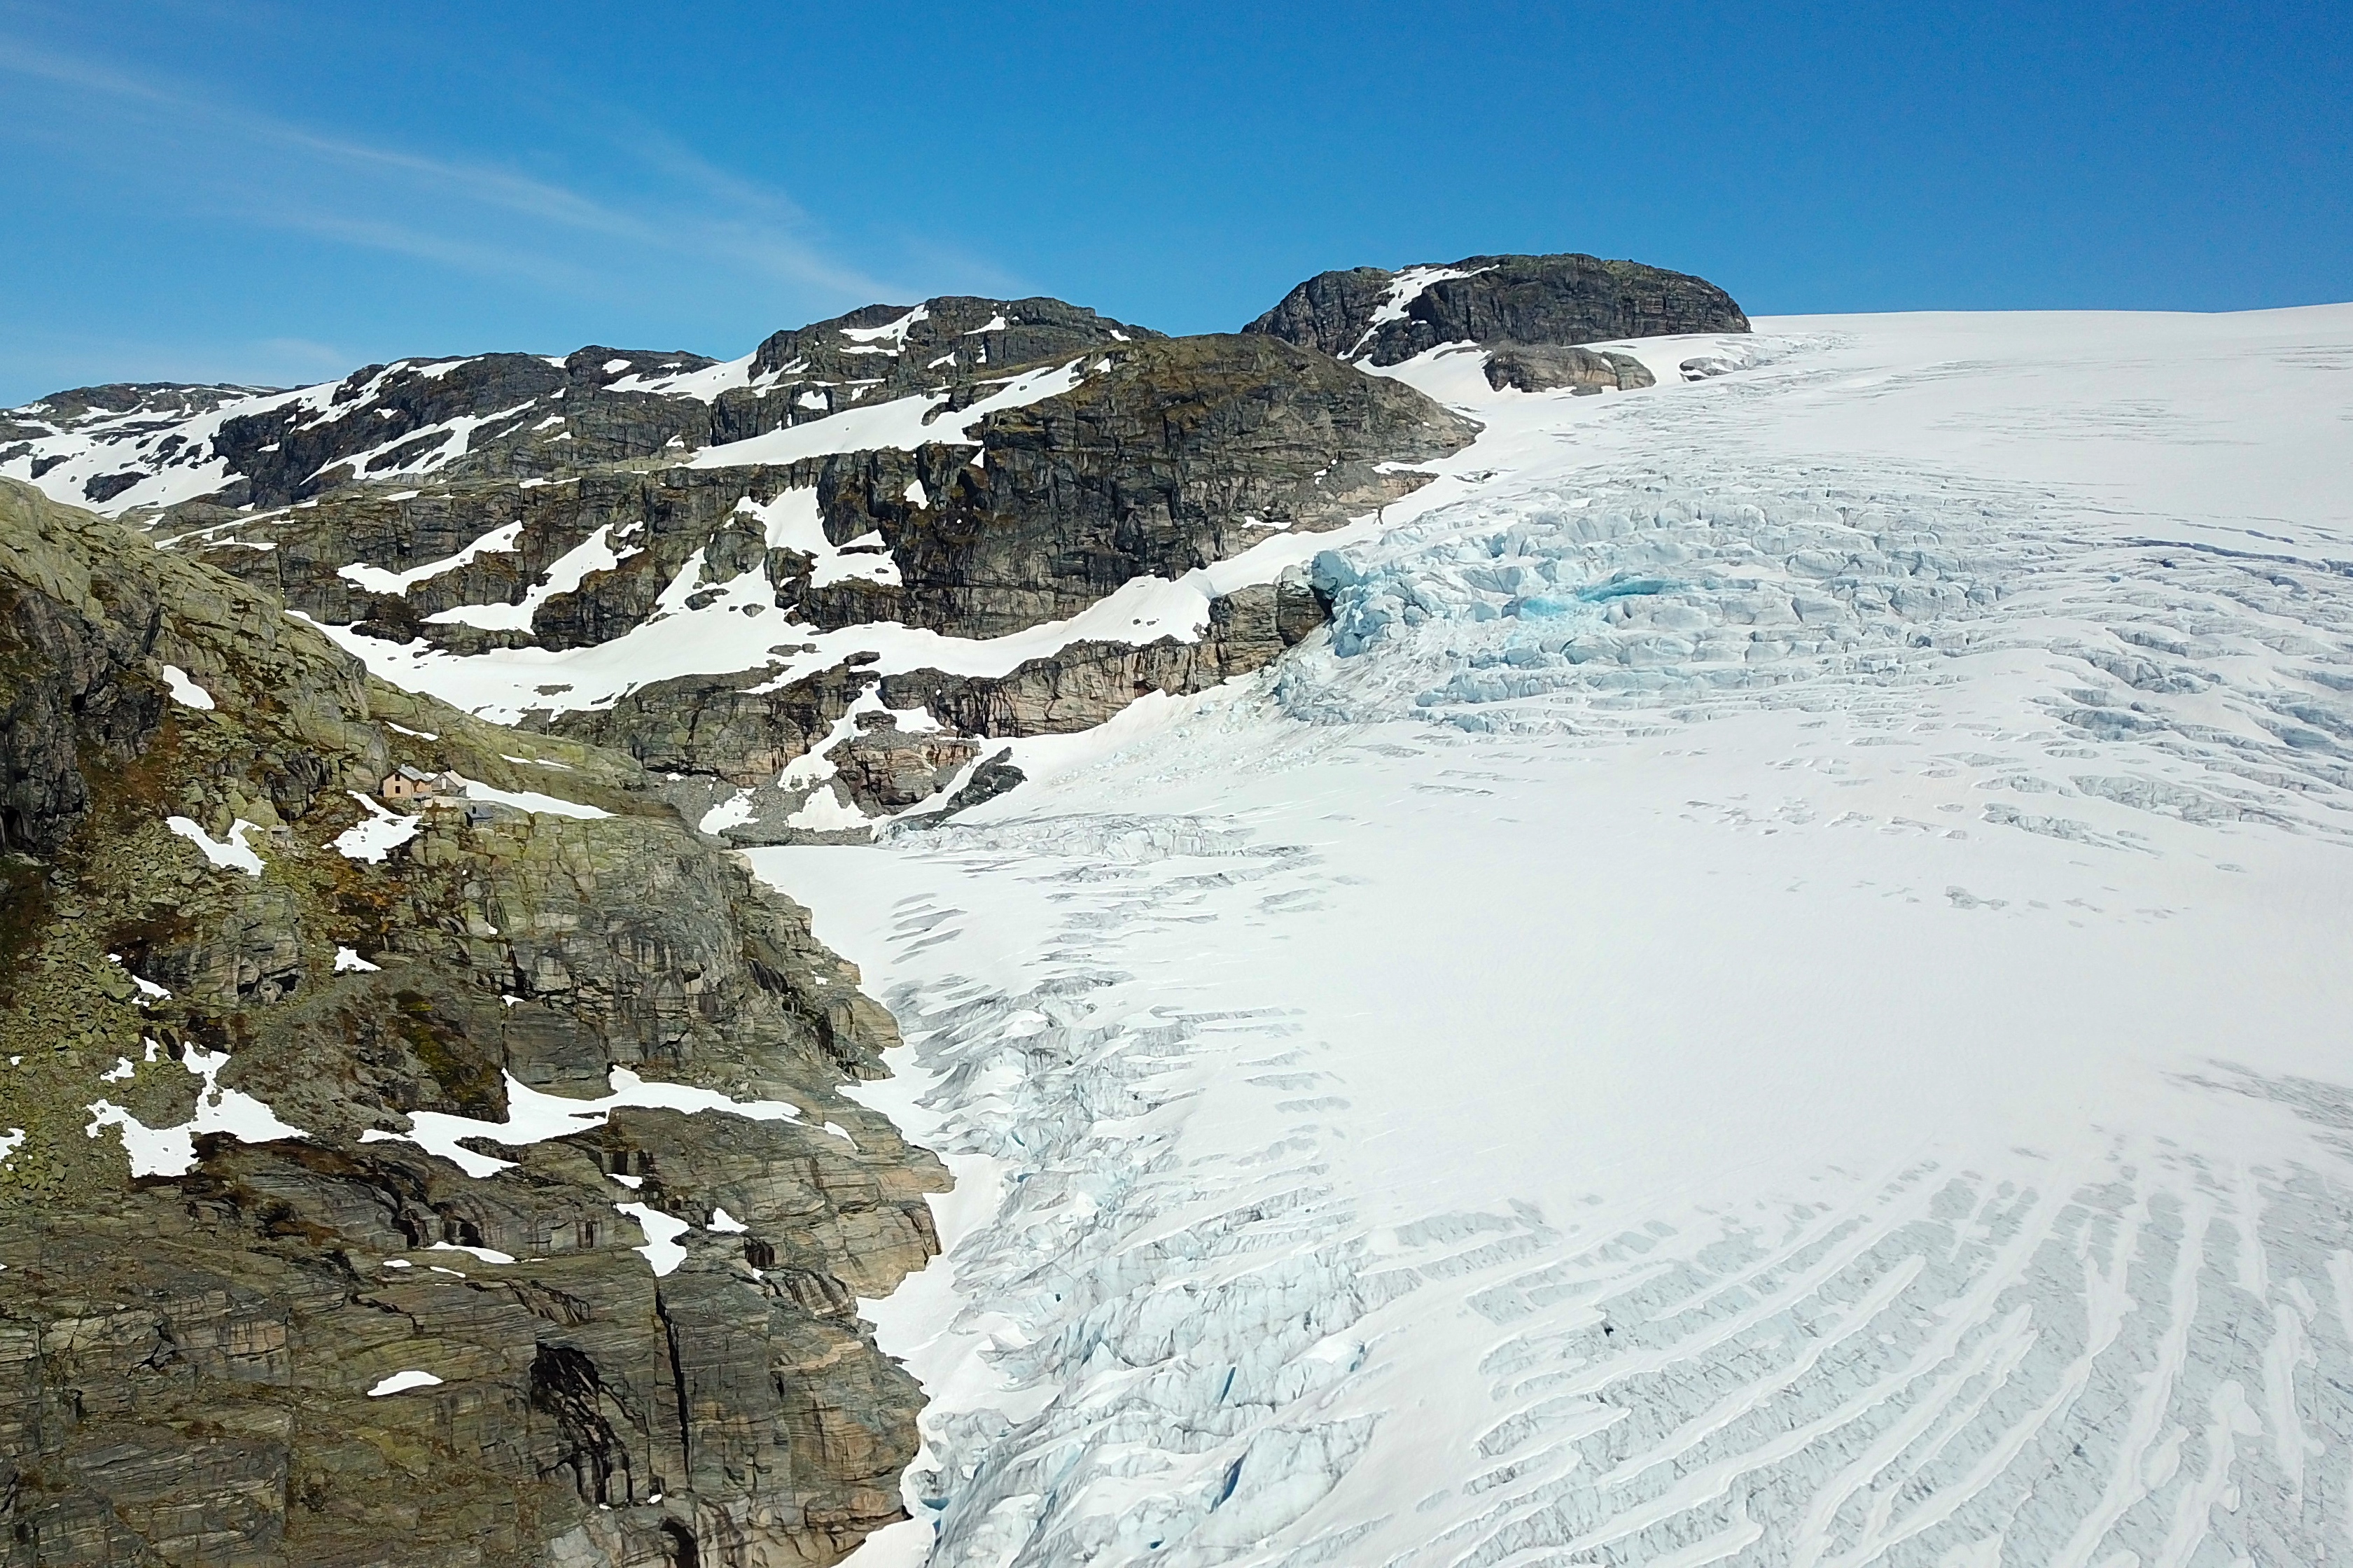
<box><xmin>0</xmin><ymin>384</ymin><xmax>284</xmax><ymax>512</ymax></box>
<box><xmin>881</xmin><ymin>567</ymin><xmax>1332</xmax><ymax>740</ymax></box>
<box><xmin>192</xmin><ymin>300</ymin><xmax>1157</xmax><ymax>512</ymax></box>
<box><xmin>899</xmin><ymin>748</ymin><xmax>1025</xmax><ymax>829</ymax></box>
<box><xmin>0</xmin><ymin>479</ymin><xmax>944</xmax><ymax>1567</ymax></box>
<box><xmin>828</xmin><ymin>334</ymin><xmax>1476</xmax><ymax>638</ymax></box>
<box><xmin>4</xmin><ymin>382</ymin><xmax>277</xmax><ymax>428</ymax></box>
<box><xmin>830</xmin><ymin>722</ymin><xmax>983</xmax><ymax>814</ymax></box>
<box><xmin>4</xmin><ymin>297</ymin><xmax>1165</xmax><ymax>520</ymax></box>
<box><xmin>177</xmin><ymin>331</ymin><xmax>1470</xmax><ymax>650</ymax></box>
<box><xmin>0</xmin><ymin>383</ymin><xmax>279</xmax><ymax>476</ymax></box>
<box><xmin>174</xmin><ymin>465</ymin><xmax>805</xmax><ymax>652</ymax></box>
<box><xmin>1483</xmin><ymin>343</ymin><xmax>1658</xmax><ymax>395</ymax></box>
<box><xmin>1244</xmin><ymin>252</ymin><xmax>1749</xmax><ymax>365</ymax></box>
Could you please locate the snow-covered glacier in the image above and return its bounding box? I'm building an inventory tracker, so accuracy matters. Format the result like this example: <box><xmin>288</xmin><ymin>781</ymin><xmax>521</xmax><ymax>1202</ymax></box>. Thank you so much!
<box><xmin>759</xmin><ymin>306</ymin><xmax>2353</xmax><ymax>1568</ymax></box>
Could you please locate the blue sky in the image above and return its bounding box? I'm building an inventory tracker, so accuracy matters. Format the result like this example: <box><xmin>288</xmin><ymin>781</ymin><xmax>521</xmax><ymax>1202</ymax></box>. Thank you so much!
<box><xmin>2</xmin><ymin>0</ymin><xmax>2346</xmax><ymax>403</ymax></box>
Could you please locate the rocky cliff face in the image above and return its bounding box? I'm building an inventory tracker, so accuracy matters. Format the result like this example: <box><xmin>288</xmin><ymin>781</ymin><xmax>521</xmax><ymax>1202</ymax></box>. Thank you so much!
<box><xmin>827</xmin><ymin>333</ymin><xmax>1476</xmax><ymax>638</ymax></box>
<box><xmin>1243</xmin><ymin>252</ymin><xmax>1750</xmax><ymax>365</ymax></box>
<box><xmin>0</xmin><ymin>478</ymin><xmax>947</xmax><ymax>1567</ymax></box>
<box><xmin>158</xmin><ymin>334</ymin><xmax>1468</xmax><ymax>655</ymax></box>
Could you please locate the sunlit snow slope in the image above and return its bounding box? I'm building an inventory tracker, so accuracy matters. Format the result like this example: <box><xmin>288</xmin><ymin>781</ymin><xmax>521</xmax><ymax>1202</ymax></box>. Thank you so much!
<box><xmin>764</xmin><ymin>307</ymin><xmax>2353</xmax><ymax>1568</ymax></box>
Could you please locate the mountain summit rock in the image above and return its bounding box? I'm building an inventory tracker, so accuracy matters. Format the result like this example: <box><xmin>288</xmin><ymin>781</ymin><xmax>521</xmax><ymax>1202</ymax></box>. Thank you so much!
<box><xmin>1243</xmin><ymin>251</ymin><xmax>1750</xmax><ymax>365</ymax></box>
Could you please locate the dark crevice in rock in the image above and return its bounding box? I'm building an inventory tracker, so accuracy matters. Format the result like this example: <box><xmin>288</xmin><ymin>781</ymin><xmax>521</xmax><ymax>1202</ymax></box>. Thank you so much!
<box><xmin>532</xmin><ymin>1343</ymin><xmax>634</xmax><ymax>1506</ymax></box>
<box><xmin>657</xmin><ymin>1285</ymin><xmax>694</xmax><ymax>1488</ymax></box>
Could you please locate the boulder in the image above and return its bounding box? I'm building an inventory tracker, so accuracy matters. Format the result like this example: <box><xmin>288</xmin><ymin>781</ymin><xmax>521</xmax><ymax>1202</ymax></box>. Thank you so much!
<box><xmin>1482</xmin><ymin>343</ymin><xmax>1659</xmax><ymax>394</ymax></box>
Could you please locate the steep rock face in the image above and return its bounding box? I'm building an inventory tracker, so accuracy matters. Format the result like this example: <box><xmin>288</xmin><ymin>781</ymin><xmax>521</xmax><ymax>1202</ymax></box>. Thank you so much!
<box><xmin>134</xmin><ymin>328</ymin><xmax>1465</xmax><ymax>837</ymax></box>
<box><xmin>825</xmin><ymin>335</ymin><xmax>1477</xmax><ymax>638</ymax></box>
<box><xmin>0</xmin><ymin>479</ymin><xmax>945</xmax><ymax>1567</ymax></box>
<box><xmin>0</xmin><ymin>556</ymin><xmax>168</xmax><ymax>858</ymax></box>
<box><xmin>1243</xmin><ymin>252</ymin><xmax>1750</xmax><ymax>365</ymax></box>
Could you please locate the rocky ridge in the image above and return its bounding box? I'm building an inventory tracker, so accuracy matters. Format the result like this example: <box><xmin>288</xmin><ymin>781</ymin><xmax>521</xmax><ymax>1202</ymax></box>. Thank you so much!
<box><xmin>0</xmin><ymin>250</ymin><xmax>1754</xmax><ymax>1567</ymax></box>
<box><xmin>1</xmin><ymin>385</ymin><xmax>282</xmax><ymax>506</ymax></box>
<box><xmin>162</xmin><ymin>332</ymin><xmax>1464</xmax><ymax>652</ymax></box>
<box><xmin>1</xmin><ymin>257</ymin><xmax>1739</xmax><ymax>846</ymax></box>
<box><xmin>136</xmin><ymin>315</ymin><xmax>1473</xmax><ymax>840</ymax></box>
<box><xmin>0</xmin><ymin>300</ymin><xmax>1155</xmax><ymax>521</ymax></box>
<box><xmin>0</xmin><ymin>477</ymin><xmax>947</xmax><ymax>1567</ymax></box>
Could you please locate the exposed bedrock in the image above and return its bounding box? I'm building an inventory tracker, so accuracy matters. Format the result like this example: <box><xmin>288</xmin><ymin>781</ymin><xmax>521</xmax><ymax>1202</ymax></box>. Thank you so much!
<box><xmin>828</xmin><ymin>335</ymin><xmax>1475</xmax><ymax>639</ymax></box>
<box><xmin>732</xmin><ymin>293</ymin><xmax>1156</xmax><ymax>426</ymax></box>
<box><xmin>183</xmin><ymin>332</ymin><xmax>1472</xmax><ymax>653</ymax></box>
<box><xmin>3</xmin><ymin>296</ymin><xmax>1157</xmax><ymax>519</ymax></box>
<box><xmin>880</xmin><ymin>573</ymin><xmax>1331</xmax><ymax>741</ymax></box>
<box><xmin>0</xmin><ymin>479</ymin><xmax>944</xmax><ymax>1568</ymax></box>
<box><xmin>212</xmin><ymin>346</ymin><xmax>725</xmax><ymax>507</ymax></box>
<box><xmin>169</xmin><ymin>328</ymin><xmax>1458</xmax><ymax>828</ymax></box>
<box><xmin>0</xmin><ymin>384</ymin><xmax>281</xmax><ymax>505</ymax></box>
<box><xmin>181</xmin><ymin>463</ymin><xmax>825</xmax><ymax>651</ymax></box>
<box><xmin>544</xmin><ymin>570</ymin><xmax>1329</xmax><ymax>818</ymax></box>
<box><xmin>27</xmin><ymin>297</ymin><xmax>1475</xmax><ymax>842</ymax></box>
<box><xmin>1244</xmin><ymin>251</ymin><xmax>1750</xmax><ymax>365</ymax></box>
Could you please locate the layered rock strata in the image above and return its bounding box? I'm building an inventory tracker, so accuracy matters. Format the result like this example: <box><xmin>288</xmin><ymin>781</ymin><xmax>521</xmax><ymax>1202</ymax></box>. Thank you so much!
<box><xmin>548</xmin><ymin>566</ymin><xmax>1330</xmax><ymax>835</ymax></box>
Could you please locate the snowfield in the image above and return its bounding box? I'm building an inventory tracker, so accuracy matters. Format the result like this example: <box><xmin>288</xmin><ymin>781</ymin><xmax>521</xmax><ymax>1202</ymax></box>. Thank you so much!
<box><xmin>757</xmin><ymin>307</ymin><xmax>2353</xmax><ymax>1568</ymax></box>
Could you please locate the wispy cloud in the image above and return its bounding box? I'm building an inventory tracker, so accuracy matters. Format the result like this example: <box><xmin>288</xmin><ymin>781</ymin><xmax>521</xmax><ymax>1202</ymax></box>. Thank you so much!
<box><xmin>0</xmin><ymin>29</ymin><xmax>906</xmax><ymax>309</ymax></box>
<box><xmin>0</xmin><ymin>327</ymin><xmax>353</xmax><ymax>398</ymax></box>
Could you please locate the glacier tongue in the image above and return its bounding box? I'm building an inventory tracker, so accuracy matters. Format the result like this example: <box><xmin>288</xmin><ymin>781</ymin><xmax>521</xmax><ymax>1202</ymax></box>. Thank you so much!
<box><xmin>766</xmin><ymin>819</ymin><xmax>1402</xmax><ymax>1568</ymax></box>
<box><xmin>756</xmin><ymin>306</ymin><xmax>2353</xmax><ymax>1568</ymax></box>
